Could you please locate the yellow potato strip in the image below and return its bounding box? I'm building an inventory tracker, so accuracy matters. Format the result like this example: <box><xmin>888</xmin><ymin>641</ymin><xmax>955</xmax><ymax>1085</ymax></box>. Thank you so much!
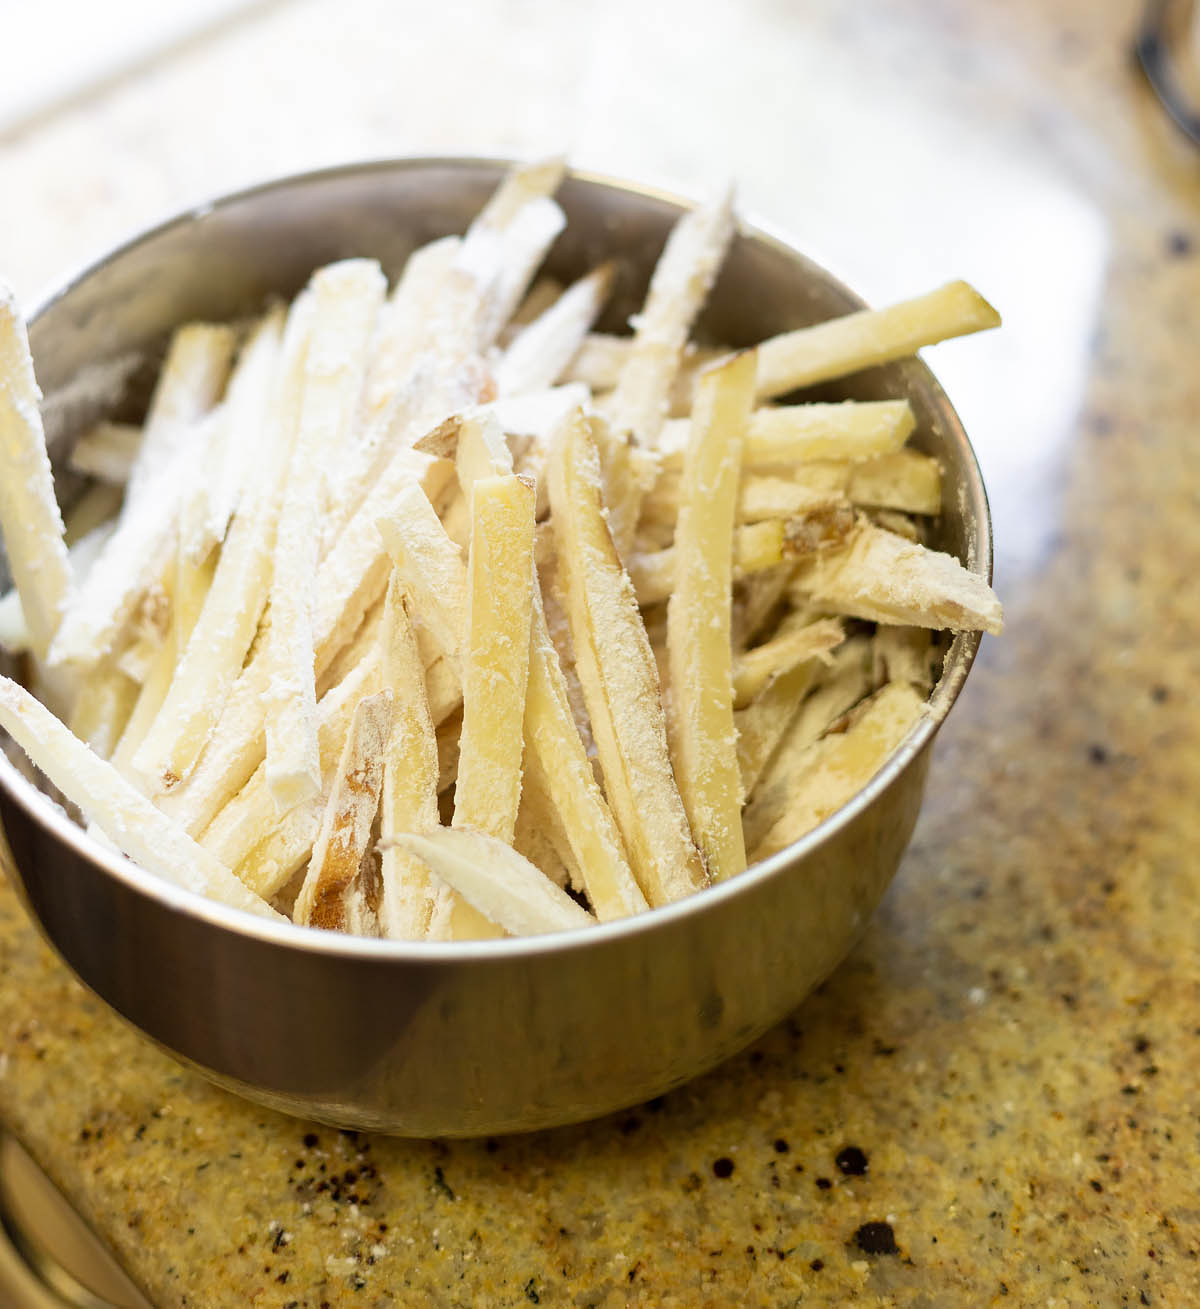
<box><xmin>0</xmin><ymin>675</ymin><xmax>281</xmax><ymax>920</ymax></box>
<box><xmin>204</xmin><ymin>651</ymin><xmax>381</xmax><ymax>899</ymax></box>
<box><xmin>732</xmin><ymin>617</ymin><xmax>844</xmax><ymax>707</ymax></box>
<box><xmin>378</xmin><ymin>576</ymin><xmax>441</xmax><ymax>941</ymax></box>
<box><xmin>754</xmin><ymin>280</ymin><xmax>1000</xmax><ymax>401</ymax></box>
<box><xmin>130</xmin><ymin>294</ymin><xmax>313</xmax><ymax>791</ymax></box>
<box><xmin>125</xmin><ymin>322</ymin><xmax>235</xmax><ymax>503</ymax></box>
<box><xmin>791</xmin><ymin>521</ymin><xmax>1003</xmax><ymax>634</ymax></box>
<box><xmin>495</xmin><ymin>263</ymin><xmax>615</xmax><ymax>397</ymax></box>
<box><xmin>525</xmin><ymin>587</ymin><xmax>647</xmax><ymax>921</ymax></box>
<box><xmin>547</xmin><ymin>409</ymin><xmax>707</xmax><ymax>907</ymax></box>
<box><xmin>0</xmin><ymin>284</ymin><xmax>74</xmax><ymax>660</ymax></box>
<box><xmin>293</xmin><ymin>689</ymin><xmax>393</xmax><ymax>934</ymax></box>
<box><xmin>665</xmin><ymin>352</ymin><xmax>754</xmax><ymax>881</ymax></box>
<box><xmin>393</xmin><ymin>830</ymin><xmax>595</xmax><ymax>937</ymax></box>
<box><xmin>266</xmin><ymin>260</ymin><xmax>385</xmax><ymax>809</ymax></box>
<box><xmin>67</xmin><ymin>421</ymin><xmax>141</xmax><ymax>485</ymax></box>
<box><xmin>628</xmin><ymin>519</ymin><xmax>785</xmax><ymax>607</ymax></box>
<box><xmin>452</xmin><ymin>474</ymin><xmax>536</xmax><ymax>843</ymax></box>
<box><xmin>734</xmin><ymin>659</ymin><xmax>822</xmax><ymax>798</ymax></box>
<box><xmin>607</xmin><ymin>187</ymin><xmax>735</xmax><ymax>448</ymax></box>
<box><xmin>154</xmin><ymin>441</ymin><xmax>449</xmax><ymax>835</ymax></box>
<box><xmin>751</xmin><ymin>681</ymin><xmax>927</xmax><ymax>861</ymax></box>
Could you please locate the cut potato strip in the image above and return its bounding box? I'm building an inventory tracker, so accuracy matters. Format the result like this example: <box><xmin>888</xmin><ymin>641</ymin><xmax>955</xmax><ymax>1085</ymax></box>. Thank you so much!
<box><xmin>508</xmin><ymin>276</ymin><xmax>565</xmax><ymax>328</ymax></box>
<box><xmin>751</xmin><ymin>681</ymin><xmax>926</xmax><ymax>860</ymax></box>
<box><xmin>547</xmin><ymin>409</ymin><xmax>707</xmax><ymax>907</ymax></box>
<box><xmin>754</xmin><ymin>280</ymin><xmax>1000</xmax><ymax>401</ymax></box>
<box><xmin>293</xmin><ymin>689</ymin><xmax>393</xmax><ymax>934</ymax></box>
<box><xmin>378</xmin><ymin>577</ymin><xmax>441</xmax><ymax>941</ymax></box>
<box><xmin>182</xmin><ymin>310</ymin><xmax>284</xmax><ymax>564</ymax></box>
<box><xmin>0</xmin><ymin>518</ymin><xmax>116</xmax><ymax>656</ymax></box>
<box><xmin>453</xmin><ymin>474</ymin><xmax>536</xmax><ymax>843</ymax></box>
<box><xmin>732</xmin><ymin>617</ymin><xmax>844</xmax><ymax>708</ymax></box>
<box><xmin>607</xmin><ymin>186</ymin><xmax>735</xmax><ymax>448</ymax></box>
<box><xmin>496</xmin><ymin>263</ymin><xmax>615</xmax><ymax>397</ymax></box>
<box><xmin>731</xmin><ymin>564</ymin><xmax>793</xmax><ymax>652</ymax></box>
<box><xmin>130</xmin><ymin>293</ymin><xmax>315</xmax><ymax>791</ymax></box>
<box><xmin>205</xmin><ymin>651</ymin><xmax>380</xmax><ymax>898</ymax></box>
<box><xmin>430</xmin><ymin>473</ymin><xmax>536</xmax><ymax>941</ymax></box>
<box><xmin>67</xmin><ymin>659</ymin><xmax>138</xmax><ymax>760</ymax></box>
<box><xmin>48</xmin><ymin>438</ymin><xmax>199</xmax><ymax>668</ymax></box>
<box><xmin>126</xmin><ymin>323</ymin><xmax>235</xmax><ymax>504</ymax></box>
<box><xmin>363</xmin><ymin>235</ymin><xmax>461</xmax><ymax>422</ymax></box>
<box><xmin>873</xmin><ymin>625</ymin><xmax>936</xmax><ymax>694</ymax></box>
<box><xmin>741</xmin><ymin>638</ymin><xmax>874</xmax><ymax>846</ymax></box>
<box><xmin>376</xmin><ymin>477</ymin><xmax>468</xmax><ymax>671</ymax></box>
<box><xmin>156</xmin><ymin>451</ymin><xmax>449</xmax><ymax>834</ymax></box>
<box><xmin>792</xmin><ymin>521</ymin><xmax>1003</xmax><ymax>634</ymax></box>
<box><xmin>266</xmin><ymin>260</ymin><xmax>384</xmax><ymax>809</ymax></box>
<box><xmin>0</xmin><ymin>284</ymin><xmax>74</xmax><ymax>660</ymax></box>
<box><xmin>659</xmin><ymin>399</ymin><xmax>915</xmax><ymax>470</ymax></box>
<box><xmin>665</xmin><ymin>351</ymin><xmax>754</xmax><ymax>881</ymax></box>
<box><xmin>734</xmin><ymin>658</ymin><xmax>822</xmax><ymax>797</ymax></box>
<box><xmin>525</xmin><ymin>587</ymin><xmax>647</xmax><ymax>920</ymax></box>
<box><xmin>474</xmin><ymin>156</ymin><xmax>566</xmax><ymax>232</ymax></box>
<box><xmin>392</xmin><ymin>829</ymin><xmax>595</xmax><ymax>936</ymax></box>
<box><xmin>628</xmin><ymin>519</ymin><xmax>785</xmax><ymax>607</ymax></box>
<box><xmin>0</xmin><ymin>675</ymin><xmax>281</xmax><ymax>919</ymax></box>
<box><xmin>68</xmin><ymin>421</ymin><xmax>141</xmax><ymax>485</ymax></box>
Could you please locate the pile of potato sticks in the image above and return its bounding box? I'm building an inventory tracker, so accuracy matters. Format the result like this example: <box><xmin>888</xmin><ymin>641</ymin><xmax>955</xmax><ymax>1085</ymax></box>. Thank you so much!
<box><xmin>0</xmin><ymin>159</ymin><xmax>1002</xmax><ymax>939</ymax></box>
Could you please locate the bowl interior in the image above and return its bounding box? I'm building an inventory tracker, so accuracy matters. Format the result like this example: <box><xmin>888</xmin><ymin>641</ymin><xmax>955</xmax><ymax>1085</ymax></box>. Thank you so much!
<box><xmin>2</xmin><ymin>156</ymin><xmax>990</xmax><ymax>951</ymax></box>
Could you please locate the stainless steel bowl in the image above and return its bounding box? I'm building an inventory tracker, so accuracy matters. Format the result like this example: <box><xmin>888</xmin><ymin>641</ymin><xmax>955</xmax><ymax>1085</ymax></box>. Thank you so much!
<box><xmin>0</xmin><ymin>158</ymin><xmax>992</xmax><ymax>1136</ymax></box>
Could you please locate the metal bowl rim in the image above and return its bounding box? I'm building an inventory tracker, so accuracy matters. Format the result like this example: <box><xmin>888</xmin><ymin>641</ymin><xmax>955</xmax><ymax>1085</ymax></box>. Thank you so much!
<box><xmin>0</xmin><ymin>154</ymin><xmax>993</xmax><ymax>962</ymax></box>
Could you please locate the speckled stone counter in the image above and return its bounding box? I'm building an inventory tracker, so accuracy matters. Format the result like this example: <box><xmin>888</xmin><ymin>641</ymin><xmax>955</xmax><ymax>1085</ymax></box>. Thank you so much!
<box><xmin>2</xmin><ymin>0</ymin><xmax>1199</xmax><ymax>1304</ymax></box>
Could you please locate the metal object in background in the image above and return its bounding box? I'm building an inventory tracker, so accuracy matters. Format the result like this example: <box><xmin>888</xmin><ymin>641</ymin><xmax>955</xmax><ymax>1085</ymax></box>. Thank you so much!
<box><xmin>0</xmin><ymin>1135</ymin><xmax>148</xmax><ymax>1308</ymax></box>
<box><xmin>1135</xmin><ymin>0</ymin><xmax>1200</xmax><ymax>144</ymax></box>
<box><xmin>0</xmin><ymin>158</ymin><xmax>992</xmax><ymax>1137</ymax></box>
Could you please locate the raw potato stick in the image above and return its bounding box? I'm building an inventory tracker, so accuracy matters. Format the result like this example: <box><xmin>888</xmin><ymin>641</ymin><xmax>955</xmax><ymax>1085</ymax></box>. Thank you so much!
<box><xmin>792</xmin><ymin>521</ymin><xmax>1003</xmax><ymax>634</ymax></box>
<box><xmin>734</xmin><ymin>658</ymin><xmax>821</xmax><ymax>797</ymax></box>
<box><xmin>155</xmin><ymin>452</ymin><xmax>450</xmax><ymax>835</ymax></box>
<box><xmin>751</xmin><ymin>681</ymin><xmax>927</xmax><ymax>860</ymax></box>
<box><xmin>131</xmin><ymin>293</ymin><xmax>315</xmax><ymax>791</ymax></box>
<box><xmin>525</xmin><ymin>587</ymin><xmax>647</xmax><ymax>921</ymax></box>
<box><xmin>666</xmin><ymin>351</ymin><xmax>755</xmax><ymax>881</ymax></box>
<box><xmin>68</xmin><ymin>420</ymin><xmax>141</xmax><ymax>485</ymax></box>
<box><xmin>378</xmin><ymin>576</ymin><xmax>441</xmax><ymax>940</ymax></box>
<box><xmin>495</xmin><ymin>263</ymin><xmax>615</xmax><ymax>397</ymax></box>
<box><xmin>392</xmin><ymin>830</ymin><xmax>595</xmax><ymax>937</ymax></box>
<box><xmin>293</xmin><ymin>689</ymin><xmax>393</xmax><ymax>934</ymax></box>
<box><xmin>0</xmin><ymin>518</ymin><xmax>116</xmax><ymax>656</ymax></box>
<box><xmin>68</xmin><ymin>659</ymin><xmax>138</xmax><ymax>760</ymax></box>
<box><xmin>0</xmin><ymin>676</ymin><xmax>281</xmax><ymax>920</ymax></box>
<box><xmin>732</xmin><ymin>617</ymin><xmax>844</xmax><ymax>707</ymax></box>
<box><xmin>125</xmin><ymin>323</ymin><xmax>235</xmax><ymax>503</ymax></box>
<box><xmin>452</xmin><ymin>474</ymin><xmax>536</xmax><ymax>843</ymax></box>
<box><xmin>427</xmin><ymin>473</ymin><xmax>536</xmax><ymax>941</ymax></box>
<box><xmin>266</xmin><ymin>260</ymin><xmax>385</xmax><ymax>809</ymax></box>
<box><xmin>607</xmin><ymin>186</ymin><xmax>735</xmax><ymax>449</ymax></box>
<box><xmin>0</xmin><ymin>284</ymin><xmax>74</xmax><ymax>659</ymax></box>
<box><xmin>658</xmin><ymin>399</ymin><xmax>915</xmax><ymax>469</ymax></box>
<box><xmin>547</xmin><ymin>409</ymin><xmax>707</xmax><ymax>907</ymax></box>
<box><xmin>181</xmin><ymin>310</ymin><xmax>284</xmax><ymax>563</ymax></box>
<box><xmin>741</xmin><ymin>638</ymin><xmax>874</xmax><ymax>846</ymax></box>
<box><xmin>203</xmin><ymin>651</ymin><xmax>381</xmax><ymax>898</ymax></box>
<box><xmin>754</xmin><ymin>280</ymin><xmax>1000</xmax><ymax>401</ymax></box>
<box><xmin>628</xmin><ymin>519</ymin><xmax>785</xmax><ymax>607</ymax></box>
<box><xmin>375</xmin><ymin>478</ymin><xmax>468</xmax><ymax>671</ymax></box>
<box><xmin>362</xmin><ymin>235</ymin><xmax>461</xmax><ymax>423</ymax></box>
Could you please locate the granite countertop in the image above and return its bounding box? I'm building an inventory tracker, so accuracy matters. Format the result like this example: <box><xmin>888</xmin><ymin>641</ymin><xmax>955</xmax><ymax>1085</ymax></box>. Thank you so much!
<box><xmin>2</xmin><ymin>0</ymin><xmax>1199</xmax><ymax>1304</ymax></box>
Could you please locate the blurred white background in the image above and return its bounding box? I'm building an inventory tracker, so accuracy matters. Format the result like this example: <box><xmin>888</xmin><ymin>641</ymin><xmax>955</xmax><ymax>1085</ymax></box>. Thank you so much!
<box><xmin>0</xmin><ymin>0</ymin><xmax>1111</xmax><ymax>582</ymax></box>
